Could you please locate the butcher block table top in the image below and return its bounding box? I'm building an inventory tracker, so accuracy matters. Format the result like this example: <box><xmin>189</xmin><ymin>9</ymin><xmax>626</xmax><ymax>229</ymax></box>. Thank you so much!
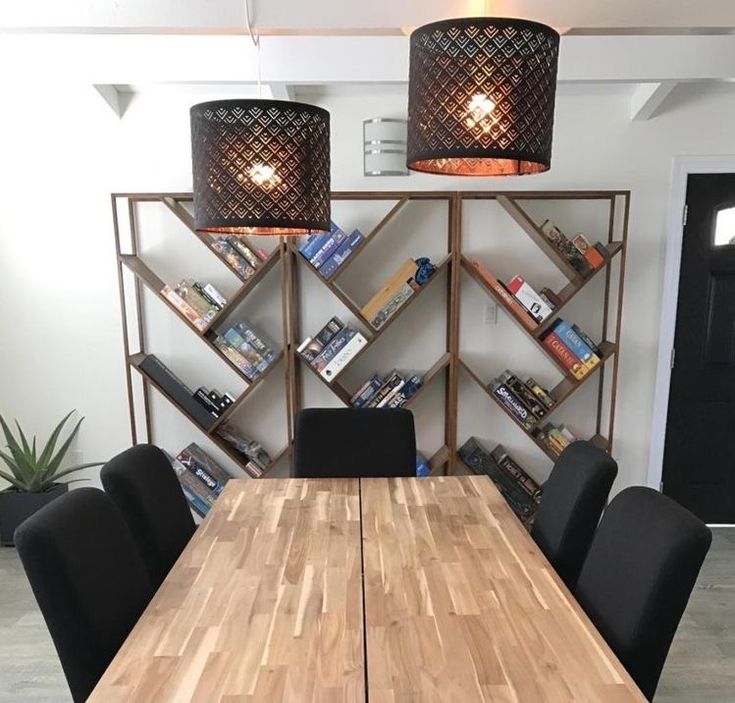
<box><xmin>90</xmin><ymin>476</ymin><xmax>645</xmax><ymax>702</ymax></box>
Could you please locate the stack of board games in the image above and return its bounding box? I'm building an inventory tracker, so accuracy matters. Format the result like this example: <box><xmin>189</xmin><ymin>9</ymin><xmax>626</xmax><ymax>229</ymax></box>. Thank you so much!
<box><xmin>216</xmin><ymin>422</ymin><xmax>272</xmax><ymax>478</ymax></box>
<box><xmin>298</xmin><ymin>316</ymin><xmax>368</xmax><ymax>381</ymax></box>
<box><xmin>210</xmin><ymin>236</ymin><xmax>269</xmax><ymax>280</ymax></box>
<box><xmin>539</xmin><ymin>220</ymin><xmax>608</xmax><ymax>278</ymax></box>
<box><xmin>350</xmin><ymin>370</ymin><xmax>424</xmax><ymax>408</ymax></box>
<box><xmin>490</xmin><ymin>371</ymin><xmax>555</xmax><ymax>430</ymax></box>
<box><xmin>169</xmin><ymin>443</ymin><xmax>233</xmax><ymax>517</ymax></box>
<box><xmin>361</xmin><ymin>257</ymin><xmax>436</xmax><ymax>329</ymax></box>
<box><xmin>299</xmin><ymin>221</ymin><xmax>365</xmax><ymax>278</ymax></box>
<box><xmin>541</xmin><ymin>319</ymin><xmax>603</xmax><ymax>381</ymax></box>
<box><xmin>138</xmin><ymin>355</ymin><xmax>232</xmax><ymax>430</ymax></box>
<box><xmin>207</xmin><ymin>319</ymin><xmax>279</xmax><ymax>382</ymax></box>
<box><xmin>458</xmin><ymin>438</ymin><xmax>541</xmax><ymax>526</ymax></box>
<box><xmin>533</xmin><ymin>423</ymin><xmax>578</xmax><ymax>458</ymax></box>
<box><xmin>161</xmin><ymin>278</ymin><xmax>228</xmax><ymax>331</ymax></box>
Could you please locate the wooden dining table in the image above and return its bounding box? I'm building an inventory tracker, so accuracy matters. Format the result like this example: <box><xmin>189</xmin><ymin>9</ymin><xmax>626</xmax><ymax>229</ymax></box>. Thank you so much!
<box><xmin>89</xmin><ymin>476</ymin><xmax>646</xmax><ymax>702</ymax></box>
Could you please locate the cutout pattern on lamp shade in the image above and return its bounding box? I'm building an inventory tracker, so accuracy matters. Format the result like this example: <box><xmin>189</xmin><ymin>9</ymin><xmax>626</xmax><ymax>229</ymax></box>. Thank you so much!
<box><xmin>191</xmin><ymin>99</ymin><xmax>331</xmax><ymax>235</ymax></box>
<box><xmin>407</xmin><ymin>17</ymin><xmax>560</xmax><ymax>176</ymax></box>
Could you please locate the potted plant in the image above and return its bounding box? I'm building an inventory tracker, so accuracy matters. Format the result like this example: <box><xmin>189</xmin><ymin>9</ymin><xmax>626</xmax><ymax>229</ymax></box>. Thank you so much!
<box><xmin>0</xmin><ymin>411</ymin><xmax>102</xmax><ymax>546</ymax></box>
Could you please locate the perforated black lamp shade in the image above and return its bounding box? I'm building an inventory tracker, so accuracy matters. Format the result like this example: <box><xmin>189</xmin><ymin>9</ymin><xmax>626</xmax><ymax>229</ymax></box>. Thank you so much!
<box><xmin>190</xmin><ymin>99</ymin><xmax>331</xmax><ymax>235</ymax></box>
<box><xmin>407</xmin><ymin>17</ymin><xmax>560</xmax><ymax>176</ymax></box>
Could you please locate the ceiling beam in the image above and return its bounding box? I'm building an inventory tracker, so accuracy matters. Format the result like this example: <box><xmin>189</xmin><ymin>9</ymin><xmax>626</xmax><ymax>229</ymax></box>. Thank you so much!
<box><xmin>630</xmin><ymin>81</ymin><xmax>678</xmax><ymax>120</ymax></box>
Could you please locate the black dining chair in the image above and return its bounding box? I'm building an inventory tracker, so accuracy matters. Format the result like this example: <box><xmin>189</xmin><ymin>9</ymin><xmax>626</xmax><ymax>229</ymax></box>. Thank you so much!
<box><xmin>14</xmin><ymin>488</ymin><xmax>154</xmax><ymax>703</ymax></box>
<box><xmin>575</xmin><ymin>486</ymin><xmax>712</xmax><ymax>701</ymax></box>
<box><xmin>293</xmin><ymin>407</ymin><xmax>416</xmax><ymax>478</ymax></box>
<box><xmin>531</xmin><ymin>440</ymin><xmax>618</xmax><ymax>588</ymax></box>
<box><xmin>101</xmin><ymin>444</ymin><xmax>196</xmax><ymax>587</ymax></box>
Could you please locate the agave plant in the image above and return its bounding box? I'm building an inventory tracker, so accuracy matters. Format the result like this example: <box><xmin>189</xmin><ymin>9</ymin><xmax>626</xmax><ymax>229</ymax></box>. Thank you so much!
<box><xmin>0</xmin><ymin>411</ymin><xmax>102</xmax><ymax>492</ymax></box>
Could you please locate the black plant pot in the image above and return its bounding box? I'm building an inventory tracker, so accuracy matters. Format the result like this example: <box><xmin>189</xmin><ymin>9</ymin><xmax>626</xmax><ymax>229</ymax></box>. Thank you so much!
<box><xmin>0</xmin><ymin>483</ymin><xmax>68</xmax><ymax>546</ymax></box>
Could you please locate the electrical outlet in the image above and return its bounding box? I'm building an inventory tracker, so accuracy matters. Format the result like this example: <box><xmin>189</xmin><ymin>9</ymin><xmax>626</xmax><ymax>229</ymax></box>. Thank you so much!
<box><xmin>484</xmin><ymin>302</ymin><xmax>498</xmax><ymax>325</ymax></box>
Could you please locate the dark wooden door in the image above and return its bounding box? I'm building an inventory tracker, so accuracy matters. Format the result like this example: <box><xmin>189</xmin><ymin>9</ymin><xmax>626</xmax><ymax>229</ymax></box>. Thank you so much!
<box><xmin>663</xmin><ymin>173</ymin><xmax>735</xmax><ymax>523</ymax></box>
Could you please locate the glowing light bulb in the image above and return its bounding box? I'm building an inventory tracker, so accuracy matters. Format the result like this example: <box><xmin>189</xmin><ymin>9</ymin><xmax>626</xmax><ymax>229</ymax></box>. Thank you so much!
<box><xmin>248</xmin><ymin>163</ymin><xmax>282</xmax><ymax>189</ymax></box>
<box><xmin>465</xmin><ymin>93</ymin><xmax>496</xmax><ymax>133</ymax></box>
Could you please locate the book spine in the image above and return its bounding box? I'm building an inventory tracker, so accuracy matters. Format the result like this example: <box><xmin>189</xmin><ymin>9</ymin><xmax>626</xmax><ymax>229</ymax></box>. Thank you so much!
<box><xmin>572</xmin><ymin>324</ymin><xmax>602</xmax><ymax>357</ymax></box>
<box><xmin>310</xmin><ymin>226</ymin><xmax>347</xmax><ymax>269</ymax></box>
<box><xmin>202</xmin><ymin>283</ymin><xmax>227</xmax><ymax>307</ymax></box>
<box><xmin>193</xmin><ymin>282</ymin><xmax>223</xmax><ymax>310</ymax></box>
<box><xmin>552</xmin><ymin>320</ymin><xmax>600</xmax><ymax>370</ymax></box>
<box><xmin>192</xmin><ymin>388</ymin><xmax>221</xmax><ymax>418</ymax></box>
<box><xmin>368</xmin><ymin>373</ymin><xmax>404</xmax><ymax>407</ymax></box>
<box><xmin>161</xmin><ymin>285</ymin><xmax>207</xmax><ymax>331</ymax></box>
<box><xmin>468</xmin><ymin>259</ymin><xmax>538</xmax><ymax>331</ymax></box>
<box><xmin>312</xmin><ymin>328</ymin><xmax>356</xmax><ymax>372</ymax></box>
<box><xmin>503</xmin><ymin>374</ymin><xmax>546</xmax><ymax>419</ymax></box>
<box><xmin>525</xmin><ymin>377</ymin><xmax>555</xmax><ymax>409</ymax></box>
<box><xmin>351</xmin><ymin>375</ymin><xmax>384</xmax><ymax>407</ymax></box>
<box><xmin>370</xmin><ymin>283</ymin><xmax>415</xmax><ymax>329</ymax></box>
<box><xmin>489</xmin><ymin>444</ymin><xmax>542</xmax><ymax>500</ymax></box>
<box><xmin>319</xmin><ymin>230</ymin><xmax>364</xmax><ymax>278</ymax></box>
<box><xmin>377</xmin><ymin>378</ymin><xmax>406</xmax><ymax>407</ymax></box>
<box><xmin>187</xmin><ymin>460</ymin><xmax>227</xmax><ymax>497</ymax></box>
<box><xmin>387</xmin><ymin>375</ymin><xmax>423</xmax><ymax>407</ymax></box>
<box><xmin>227</xmin><ymin>236</ymin><xmax>261</xmax><ymax>269</ymax></box>
<box><xmin>542</xmin><ymin>332</ymin><xmax>587</xmax><ymax>380</ymax></box>
<box><xmin>179</xmin><ymin>444</ymin><xmax>232</xmax><ymax>485</ymax></box>
<box><xmin>539</xmin><ymin>287</ymin><xmax>562</xmax><ymax>309</ymax></box>
<box><xmin>299</xmin><ymin>227</ymin><xmax>334</xmax><ymax>259</ymax></box>
<box><xmin>320</xmin><ymin>333</ymin><xmax>367</xmax><ymax>381</ymax></box>
<box><xmin>211</xmin><ymin>238</ymin><xmax>255</xmax><ymax>279</ymax></box>
<box><xmin>210</xmin><ymin>335</ymin><xmax>256</xmax><ymax>382</ymax></box>
<box><xmin>492</xmin><ymin>382</ymin><xmax>535</xmax><ymax>429</ymax></box>
<box><xmin>234</xmin><ymin>321</ymin><xmax>277</xmax><ymax>365</ymax></box>
<box><xmin>222</xmin><ymin>329</ymin><xmax>265</xmax><ymax>377</ymax></box>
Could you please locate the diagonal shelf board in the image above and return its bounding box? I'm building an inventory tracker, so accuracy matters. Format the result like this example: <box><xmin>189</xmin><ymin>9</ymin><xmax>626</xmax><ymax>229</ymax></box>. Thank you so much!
<box><xmin>128</xmin><ymin>352</ymin><xmax>287</xmax><ymax>477</ymax></box>
<box><xmin>297</xmin><ymin>259</ymin><xmax>452</xmax><ymax>392</ymax></box>
<box><xmin>496</xmin><ymin>195</ymin><xmax>584</xmax><ymax>283</ymax></box>
<box><xmin>458</xmin><ymin>357</ymin><xmax>613</xmax><ymax>462</ymax></box>
<box><xmin>119</xmin><ymin>254</ymin><xmax>282</xmax><ymax>384</ymax></box>
<box><xmin>460</xmin><ymin>256</ymin><xmax>613</xmax><ymax>379</ymax></box>
<box><xmin>161</xmin><ymin>195</ymin><xmax>281</xmax><ymax>286</ymax></box>
<box><xmin>428</xmin><ymin>445</ymin><xmax>450</xmax><ymax>476</ymax></box>
<box><xmin>328</xmin><ymin>196</ymin><xmax>409</xmax><ymax>281</ymax></box>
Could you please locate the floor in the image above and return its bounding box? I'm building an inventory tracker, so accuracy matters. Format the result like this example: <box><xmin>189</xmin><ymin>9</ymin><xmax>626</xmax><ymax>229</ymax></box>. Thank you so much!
<box><xmin>0</xmin><ymin>531</ymin><xmax>733</xmax><ymax>702</ymax></box>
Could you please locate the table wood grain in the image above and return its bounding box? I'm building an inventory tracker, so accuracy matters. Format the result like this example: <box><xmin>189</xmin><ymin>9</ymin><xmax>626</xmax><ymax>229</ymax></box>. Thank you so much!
<box><xmin>89</xmin><ymin>478</ymin><xmax>365</xmax><ymax>703</ymax></box>
<box><xmin>361</xmin><ymin>476</ymin><xmax>646</xmax><ymax>702</ymax></box>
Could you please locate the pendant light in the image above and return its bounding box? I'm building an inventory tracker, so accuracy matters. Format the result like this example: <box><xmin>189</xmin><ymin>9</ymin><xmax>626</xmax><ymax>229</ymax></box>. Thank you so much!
<box><xmin>407</xmin><ymin>17</ymin><xmax>560</xmax><ymax>176</ymax></box>
<box><xmin>190</xmin><ymin>2</ymin><xmax>331</xmax><ymax>235</ymax></box>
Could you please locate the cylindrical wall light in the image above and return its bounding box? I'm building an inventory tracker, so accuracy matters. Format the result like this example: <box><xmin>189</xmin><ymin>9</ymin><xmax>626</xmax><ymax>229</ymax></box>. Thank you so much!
<box><xmin>363</xmin><ymin>118</ymin><xmax>409</xmax><ymax>176</ymax></box>
<box><xmin>407</xmin><ymin>17</ymin><xmax>560</xmax><ymax>176</ymax></box>
<box><xmin>190</xmin><ymin>99</ymin><xmax>331</xmax><ymax>235</ymax></box>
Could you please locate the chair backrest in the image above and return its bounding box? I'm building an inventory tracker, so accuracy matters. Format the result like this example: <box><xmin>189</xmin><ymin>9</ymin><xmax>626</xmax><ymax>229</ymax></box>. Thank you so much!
<box><xmin>575</xmin><ymin>486</ymin><xmax>712</xmax><ymax>700</ymax></box>
<box><xmin>531</xmin><ymin>440</ymin><xmax>617</xmax><ymax>588</ymax></box>
<box><xmin>14</xmin><ymin>488</ymin><xmax>153</xmax><ymax>703</ymax></box>
<box><xmin>293</xmin><ymin>407</ymin><xmax>416</xmax><ymax>478</ymax></box>
<box><xmin>101</xmin><ymin>444</ymin><xmax>196</xmax><ymax>587</ymax></box>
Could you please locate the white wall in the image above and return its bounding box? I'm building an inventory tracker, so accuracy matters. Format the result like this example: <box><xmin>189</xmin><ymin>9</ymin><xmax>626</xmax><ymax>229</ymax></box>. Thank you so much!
<box><xmin>1</xmin><ymin>81</ymin><xmax>735</xmax><ymax>490</ymax></box>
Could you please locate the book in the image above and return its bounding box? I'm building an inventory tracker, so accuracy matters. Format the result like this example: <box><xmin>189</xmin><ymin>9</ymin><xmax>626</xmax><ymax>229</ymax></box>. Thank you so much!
<box><xmin>551</xmin><ymin>320</ymin><xmax>600</xmax><ymax>371</ymax></box>
<box><xmin>176</xmin><ymin>280</ymin><xmax>218</xmax><ymax>323</ymax></box>
<box><xmin>458</xmin><ymin>438</ymin><xmax>539</xmax><ymax>525</ymax></box>
<box><xmin>506</xmin><ymin>276</ymin><xmax>554</xmax><ymax>322</ymax></box>
<box><xmin>387</xmin><ymin>374</ymin><xmax>423</xmax><ymax>407</ymax></box>
<box><xmin>192</xmin><ymin>388</ymin><xmax>222</xmax><ymax>418</ymax></box>
<box><xmin>300</xmin><ymin>316</ymin><xmax>344</xmax><ymax>362</ymax></box>
<box><xmin>542</xmin><ymin>331</ymin><xmax>588</xmax><ymax>380</ymax></box>
<box><xmin>501</xmin><ymin>372</ymin><xmax>547</xmax><ymax>419</ymax></box>
<box><xmin>299</xmin><ymin>228</ymin><xmax>335</xmax><ymax>261</ymax></box>
<box><xmin>361</xmin><ymin>259</ymin><xmax>419</xmax><ymax>325</ymax></box>
<box><xmin>233</xmin><ymin>321</ymin><xmax>277</xmax><ymax>365</ymax></box>
<box><xmin>227</xmin><ymin>236</ymin><xmax>261</xmax><ymax>269</ymax></box>
<box><xmin>350</xmin><ymin>374</ymin><xmax>384</xmax><ymax>407</ymax></box>
<box><xmin>376</xmin><ymin>377</ymin><xmax>406</xmax><ymax>407</ymax></box>
<box><xmin>193</xmin><ymin>282</ymin><xmax>224</xmax><ymax>310</ymax></box>
<box><xmin>224</xmin><ymin>327</ymin><xmax>269</xmax><ymax>374</ymax></box>
<box><xmin>320</xmin><ymin>332</ymin><xmax>367</xmax><ymax>381</ymax></box>
<box><xmin>490</xmin><ymin>444</ymin><xmax>543</xmax><ymax>501</ymax></box>
<box><xmin>312</xmin><ymin>327</ymin><xmax>355</xmax><ymax>372</ymax></box>
<box><xmin>177</xmin><ymin>443</ymin><xmax>231</xmax><ymax>498</ymax></box>
<box><xmin>572</xmin><ymin>234</ymin><xmax>605</xmax><ymax>269</ymax></box>
<box><xmin>310</xmin><ymin>222</ymin><xmax>348</xmax><ymax>269</ymax></box>
<box><xmin>161</xmin><ymin>285</ymin><xmax>208</xmax><ymax>331</ymax></box>
<box><xmin>210</xmin><ymin>334</ymin><xmax>258</xmax><ymax>381</ymax></box>
<box><xmin>368</xmin><ymin>372</ymin><xmax>404</xmax><ymax>407</ymax></box>
<box><xmin>540</xmin><ymin>287</ymin><xmax>562</xmax><ymax>309</ymax></box>
<box><xmin>491</xmin><ymin>381</ymin><xmax>536</xmax><ymax>430</ymax></box>
<box><xmin>211</xmin><ymin>238</ymin><xmax>255</xmax><ymax>279</ymax></box>
<box><xmin>371</xmin><ymin>281</ymin><xmax>417</xmax><ymax>329</ymax></box>
<box><xmin>525</xmin><ymin>377</ymin><xmax>555</xmax><ymax>409</ymax></box>
<box><xmin>319</xmin><ymin>229</ymin><xmax>364</xmax><ymax>278</ymax></box>
<box><xmin>467</xmin><ymin>258</ymin><xmax>538</xmax><ymax>331</ymax></box>
<box><xmin>572</xmin><ymin>324</ymin><xmax>602</xmax><ymax>357</ymax></box>
<box><xmin>138</xmin><ymin>355</ymin><xmax>215</xmax><ymax>429</ymax></box>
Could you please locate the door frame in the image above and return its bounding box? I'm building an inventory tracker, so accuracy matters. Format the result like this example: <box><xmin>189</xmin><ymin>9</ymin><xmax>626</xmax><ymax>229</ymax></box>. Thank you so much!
<box><xmin>647</xmin><ymin>155</ymin><xmax>735</xmax><ymax>494</ymax></box>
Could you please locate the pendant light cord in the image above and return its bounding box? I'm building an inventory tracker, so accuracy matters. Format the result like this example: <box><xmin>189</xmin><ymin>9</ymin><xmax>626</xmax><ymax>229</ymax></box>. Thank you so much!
<box><xmin>244</xmin><ymin>0</ymin><xmax>263</xmax><ymax>97</ymax></box>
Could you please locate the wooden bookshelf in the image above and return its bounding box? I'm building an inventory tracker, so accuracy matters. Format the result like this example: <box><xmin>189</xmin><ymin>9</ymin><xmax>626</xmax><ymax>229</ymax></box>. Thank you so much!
<box><xmin>113</xmin><ymin>189</ymin><xmax>628</xmax><ymax>479</ymax></box>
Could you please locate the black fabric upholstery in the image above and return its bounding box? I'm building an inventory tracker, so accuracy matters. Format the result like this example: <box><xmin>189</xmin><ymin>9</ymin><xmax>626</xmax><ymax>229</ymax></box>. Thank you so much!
<box><xmin>293</xmin><ymin>408</ymin><xmax>416</xmax><ymax>478</ymax></box>
<box><xmin>14</xmin><ymin>488</ymin><xmax>153</xmax><ymax>703</ymax></box>
<box><xmin>575</xmin><ymin>487</ymin><xmax>712</xmax><ymax>700</ymax></box>
<box><xmin>531</xmin><ymin>440</ymin><xmax>618</xmax><ymax>588</ymax></box>
<box><xmin>101</xmin><ymin>444</ymin><xmax>196</xmax><ymax>587</ymax></box>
